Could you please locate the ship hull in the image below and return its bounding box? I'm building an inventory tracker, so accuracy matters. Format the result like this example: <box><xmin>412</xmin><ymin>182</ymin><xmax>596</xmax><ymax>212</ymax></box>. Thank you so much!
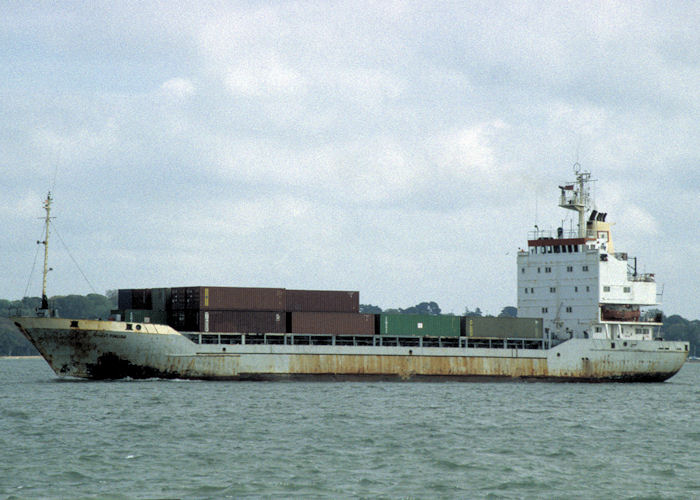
<box><xmin>12</xmin><ymin>317</ymin><xmax>689</xmax><ymax>382</ymax></box>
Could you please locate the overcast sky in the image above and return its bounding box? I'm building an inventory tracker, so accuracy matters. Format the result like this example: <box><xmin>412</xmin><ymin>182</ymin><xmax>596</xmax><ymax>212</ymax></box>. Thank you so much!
<box><xmin>2</xmin><ymin>1</ymin><xmax>698</xmax><ymax>318</ymax></box>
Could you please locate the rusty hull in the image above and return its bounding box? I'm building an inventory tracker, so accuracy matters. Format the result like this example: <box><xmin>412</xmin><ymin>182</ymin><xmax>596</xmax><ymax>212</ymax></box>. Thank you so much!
<box><xmin>11</xmin><ymin>317</ymin><xmax>688</xmax><ymax>382</ymax></box>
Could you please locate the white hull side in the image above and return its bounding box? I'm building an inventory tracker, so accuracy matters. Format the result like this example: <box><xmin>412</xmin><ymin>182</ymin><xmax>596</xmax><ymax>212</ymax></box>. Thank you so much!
<box><xmin>12</xmin><ymin>318</ymin><xmax>689</xmax><ymax>382</ymax></box>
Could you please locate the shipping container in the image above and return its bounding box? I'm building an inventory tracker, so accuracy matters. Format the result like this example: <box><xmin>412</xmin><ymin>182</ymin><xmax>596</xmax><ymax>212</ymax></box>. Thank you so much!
<box><xmin>285</xmin><ymin>289</ymin><xmax>359</xmax><ymax>313</ymax></box>
<box><xmin>123</xmin><ymin>309</ymin><xmax>167</xmax><ymax>324</ymax></box>
<box><xmin>378</xmin><ymin>314</ymin><xmax>461</xmax><ymax>337</ymax></box>
<box><xmin>131</xmin><ymin>288</ymin><xmax>153</xmax><ymax>310</ymax></box>
<box><xmin>118</xmin><ymin>289</ymin><xmax>133</xmax><ymax>310</ymax></box>
<box><xmin>171</xmin><ymin>286</ymin><xmax>286</xmax><ymax>311</ymax></box>
<box><xmin>204</xmin><ymin>287</ymin><xmax>285</xmax><ymax>311</ymax></box>
<box><xmin>462</xmin><ymin>317</ymin><xmax>543</xmax><ymax>339</ymax></box>
<box><xmin>185</xmin><ymin>287</ymin><xmax>199</xmax><ymax>309</ymax></box>
<box><xmin>199</xmin><ymin>310</ymin><xmax>286</xmax><ymax>333</ymax></box>
<box><xmin>289</xmin><ymin>312</ymin><xmax>375</xmax><ymax>335</ymax></box>
<box><xmin>170</xmin><ymin>287</ymin><xmax>188</xmax><ymax>309</ymax></box>
<box><xmin>151</xmin><ymin>288</ymin><xmax>171</xmax><ymax>312</ymax></box>
<box><xmin>167</xmin><ymin>309</ymin><xmax>199</xmax><ymax>331</ymax></box>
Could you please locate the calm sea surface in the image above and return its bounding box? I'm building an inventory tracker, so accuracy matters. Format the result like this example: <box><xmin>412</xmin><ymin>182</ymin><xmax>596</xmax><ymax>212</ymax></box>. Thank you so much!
<box><xmin>0</xmin><ymin>358</ymin><xmax>698</xmax><ymax>499</ymax></box>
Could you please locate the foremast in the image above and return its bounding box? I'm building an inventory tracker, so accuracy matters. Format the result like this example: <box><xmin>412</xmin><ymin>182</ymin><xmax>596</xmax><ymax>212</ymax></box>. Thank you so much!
<box><xmin>37</xmin><ymin>191</ymin><xmax>54</xmax><ymax>316</ymax></box>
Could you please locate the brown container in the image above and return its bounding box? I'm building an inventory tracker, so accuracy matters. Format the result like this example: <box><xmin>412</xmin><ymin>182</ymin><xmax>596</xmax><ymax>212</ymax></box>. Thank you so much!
<box><xmin>203</xmin><ymin>287</ymin><xmax>285</xmax><ymax>311</ymax></box>
<box><xmin>285</xmin><ymin>289</ymin><xmax>359</xmax><ymax>313</ymax></box>
<box><xmin>198</xmin><ymin>310</ymin><xmax>286</xmax><ymax>333</ymax></box>
<box><xmin>172</xmin><ymin>286</ymin><xmax>285</xmax><ymax>311</ymax></box>
<box><xmin>289</xmin><ymin>312</ymin><xmax>375</xmax><ymax>335</ymax></box>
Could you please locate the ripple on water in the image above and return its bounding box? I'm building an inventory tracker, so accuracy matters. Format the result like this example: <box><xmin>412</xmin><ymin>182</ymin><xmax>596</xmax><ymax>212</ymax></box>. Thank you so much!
<box><xmin>0</xmin><ymin>360</ymin><xmax>699</xmax><ymax>498</ymax></box>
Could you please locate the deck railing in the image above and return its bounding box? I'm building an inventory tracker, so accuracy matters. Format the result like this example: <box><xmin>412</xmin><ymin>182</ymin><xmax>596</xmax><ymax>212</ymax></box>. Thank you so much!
<box><xmin>183</xmin><ymin>333</ymin><xmax>548</xmax><ymax>350</ymax></box>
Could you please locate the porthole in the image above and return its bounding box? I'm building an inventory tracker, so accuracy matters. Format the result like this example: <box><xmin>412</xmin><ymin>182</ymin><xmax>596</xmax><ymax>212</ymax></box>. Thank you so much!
<box><xmin>135</xmin><ymin>324</ymin><xmax>141</xmax><ymax>331</ymax></box>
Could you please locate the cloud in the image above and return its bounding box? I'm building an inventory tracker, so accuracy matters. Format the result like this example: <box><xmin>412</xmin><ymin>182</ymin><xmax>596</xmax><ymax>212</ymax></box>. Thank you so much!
<box><xmin>224</xmin><ymin>54</ymin><xmax>306</xmax><ymax>97</ymax></box>
<box><xmin>431</xmin><ymin>121</ymin><xmax>510</xmax><ymax>180</ymax></box>
<box><xmin>2</xmin><ymin>2</ymin><xmax>699</xmax><ymax>317</ymax></box>
<box><xmin>160</xmin><ymin>77</ymin><xmax>195</xmax><ymax>98</ymax></box>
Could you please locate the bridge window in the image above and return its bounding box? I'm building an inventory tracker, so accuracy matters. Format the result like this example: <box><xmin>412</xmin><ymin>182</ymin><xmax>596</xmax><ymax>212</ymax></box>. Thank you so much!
<box><xmin>566</xmin><ymin>307</ymin><xmax>572</xmax><ymax>313</ymax></box>
<box><xmin>567</xmin><ymin>266</ymin><xmax>573</xmax><ymax>272</ymax></box>
<box><xmin>541</xmin><ymin>307</ymin><xmax>548</xmax><ymax>313</ymax></box>
<box><xmin>624</xmin><ymin>287</ymin><xmax>631</xmax><ymax>293</ymax></box>
<box><xmin>582</xmin><ymin>265</ymin><xmax>589</xmax><ymax>271</ymax></box>
<box><xmin>550</xmin><ymin>287</ymin><xmax>556</xmax><ymax>293</ymax></box>
<box><xmin>603</xmin><ymin>286</ymin><xmax>611</xmax><ymax>292</ymax></box>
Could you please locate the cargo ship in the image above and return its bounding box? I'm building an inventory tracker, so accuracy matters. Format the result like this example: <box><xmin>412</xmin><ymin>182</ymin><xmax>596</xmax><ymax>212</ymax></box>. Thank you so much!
<box><xmin>12</xmin><ymin>167</ymin><xmax>689</xmax><ymax>381</ymax></box>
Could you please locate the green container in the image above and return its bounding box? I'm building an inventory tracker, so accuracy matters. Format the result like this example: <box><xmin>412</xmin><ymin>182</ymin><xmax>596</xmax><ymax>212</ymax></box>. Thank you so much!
<box><xmin>463</xmin><ymin>317</ymin><xmax>542</xmax><ymax>339</ymax></box>
<box><xmin>123</xmin><ymin>309</ymin><xmax>167</xmax><ymax>325</ymax></box>
<box><xmin>378</xmin><ymin>314</ymin><xmax>460</xmax><ymax>337</ymax></box>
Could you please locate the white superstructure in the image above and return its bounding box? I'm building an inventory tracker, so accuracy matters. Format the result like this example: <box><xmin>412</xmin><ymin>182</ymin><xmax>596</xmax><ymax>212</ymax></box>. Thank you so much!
<box><xmin>517</xmin><ymin>165</ymin><xmax>661</xmax><ymax>342</ymax></box>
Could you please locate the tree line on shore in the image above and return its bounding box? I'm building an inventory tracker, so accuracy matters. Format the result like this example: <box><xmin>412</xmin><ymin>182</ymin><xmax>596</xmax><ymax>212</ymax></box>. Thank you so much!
<box><xmin>1</xmin><ymin>294</ymin><xmax>697</xmax><ymax>356</ymax></box>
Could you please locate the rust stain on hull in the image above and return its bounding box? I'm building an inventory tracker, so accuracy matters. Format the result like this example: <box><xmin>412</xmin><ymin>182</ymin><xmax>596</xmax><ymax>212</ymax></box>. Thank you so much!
<box><xmin>288</xmin><ymin>354</ymin><xmax>547</xmax><ymax>379</ymax></box>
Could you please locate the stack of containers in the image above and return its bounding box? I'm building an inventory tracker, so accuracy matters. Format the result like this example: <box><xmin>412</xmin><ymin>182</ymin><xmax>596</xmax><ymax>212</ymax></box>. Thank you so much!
<box><xmin>169</xmin><ymin>287</ymin><xmax>286</xmax><ymax>333</ymax></box>
<box><xmin>285</xmin><ymin>290</ymin><xmax>374</xmax><ymax>335</ymax></box>
<box><xmin>118</xmin><ymin>288</ymin><xmax>167</xmax><ymax>324</ymax></box>
<box><xmin>117</xmin><ymin>286</ymin><xmax>544</xmax><ymax>339</ymax></box>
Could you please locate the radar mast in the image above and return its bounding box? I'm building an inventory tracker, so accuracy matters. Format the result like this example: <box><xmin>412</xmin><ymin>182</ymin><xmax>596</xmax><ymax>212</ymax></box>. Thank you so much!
<box><xmin>558</xmin><ymin>164</ymin><xmax>592</xmax><ymax>238</ymax></box>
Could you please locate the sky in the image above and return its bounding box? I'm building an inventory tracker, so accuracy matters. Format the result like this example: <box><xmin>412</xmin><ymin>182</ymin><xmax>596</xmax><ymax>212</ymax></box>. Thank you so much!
<box><xmin>1</xmin><ymin>1</ymin><xmax>698</xmax><ymax>318</ymax></box>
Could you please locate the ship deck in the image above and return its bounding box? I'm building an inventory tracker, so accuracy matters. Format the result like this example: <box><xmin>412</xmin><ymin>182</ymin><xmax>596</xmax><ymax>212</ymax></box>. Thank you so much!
<box><xmin>181</xmin><ymin>332</ymin><xmax>550</xmax><ymax>350</ymax></box>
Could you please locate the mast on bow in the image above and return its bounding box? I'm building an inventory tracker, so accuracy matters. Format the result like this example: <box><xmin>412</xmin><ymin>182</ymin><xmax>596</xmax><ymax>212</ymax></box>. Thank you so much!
<box><xmin>37</xmin><ymin>191</ymin><xmax>53</xmax><ymax>315</ymax></box>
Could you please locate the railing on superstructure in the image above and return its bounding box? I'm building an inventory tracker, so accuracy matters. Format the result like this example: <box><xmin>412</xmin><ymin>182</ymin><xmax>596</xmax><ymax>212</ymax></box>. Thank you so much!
<box><xmin>182</xmin><ymin>333</ymin><xmax>549</xmax><ymax>350</ymax></box>
<box><xmin>612</xmin><ymin>252</ymin><xmax>656</xmax><ymax>282</ymax></box>
<box><xmin>527</xmin><ymin>228</ymin><xmax>580</xmax><ymax>240</ymax></box>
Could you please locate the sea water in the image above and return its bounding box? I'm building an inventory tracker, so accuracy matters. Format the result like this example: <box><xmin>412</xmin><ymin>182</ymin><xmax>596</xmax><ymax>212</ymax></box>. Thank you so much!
<box><xmin>0</xmin><ymin>358</ymin><xmax>698</xmax><ymax>499</ymax></box>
